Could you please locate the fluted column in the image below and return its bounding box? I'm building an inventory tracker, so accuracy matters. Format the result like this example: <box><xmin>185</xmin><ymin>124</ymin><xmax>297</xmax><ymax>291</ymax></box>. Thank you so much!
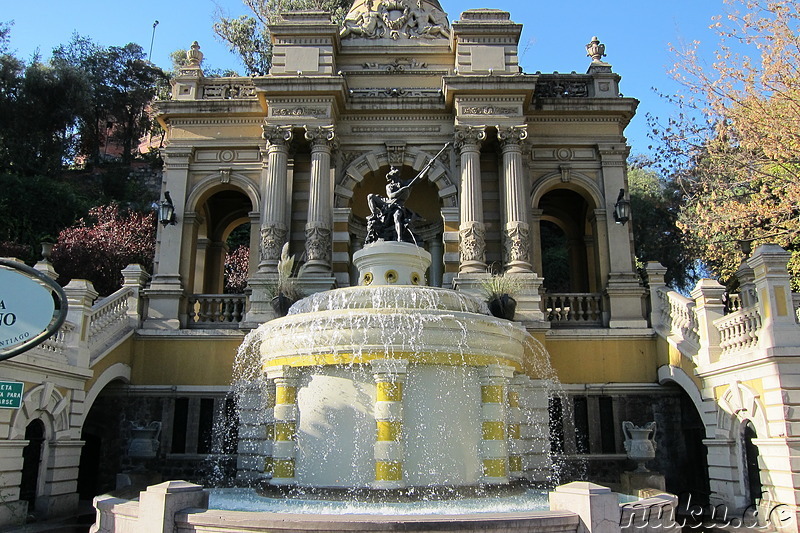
<box><xmin>370</xmin><ymin>359</ymin><xmax>408</xmax><ymax>489</ymax></box>
<box><xmin>303</xmin><ymin>125</ymin><xmax>336</xmax><ymax>274</ymax></box>
<box><xmin>498</xmin><ymin>125</ymin><xmax>532</xmax><ymax>273</ymax></box>
<box><xmin>259</xmin><ymin>125</ymin><xmax>293</xmax><ymax>273</ymax></box>
<box><xmin>455</xmin><ymin>125</ymin><xmax>487</xmax><ymax>273</ymax></box>
<box><xmin>266</xmin><ymin>366</ymin><xmax>299</xmax><ymax>485</ymax></box>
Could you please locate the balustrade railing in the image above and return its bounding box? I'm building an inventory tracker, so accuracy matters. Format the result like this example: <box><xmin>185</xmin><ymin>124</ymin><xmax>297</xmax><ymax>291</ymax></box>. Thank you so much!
<box><xmin>544</xmin><ymin>293</ymin><xmax>603</xmax><ymax>326</ymax></box>
<box><xmin>715</xmin><ymin>306</ymin><xmax>762</xmax><ymax>355</ymax></box>
<box><xmin>188</xmin><ymin>294</ymin><xmax>246</xmax><ymax>328</ymax></box>
<box><xmin>88</xmin><ymin>287</ymin><xmax>133</xmax><ymax>354</ymax></box>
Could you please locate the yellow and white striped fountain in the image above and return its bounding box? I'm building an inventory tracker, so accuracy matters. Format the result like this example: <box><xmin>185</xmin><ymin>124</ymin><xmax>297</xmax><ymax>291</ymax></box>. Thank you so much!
<box><xmin>240</xmin><ymin>241</ymin><xmax>553</xmax><ymax>491</ymax></box>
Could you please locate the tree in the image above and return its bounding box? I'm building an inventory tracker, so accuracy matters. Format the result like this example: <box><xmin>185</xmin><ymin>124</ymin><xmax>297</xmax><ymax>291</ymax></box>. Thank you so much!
<box><xmin>628</xmin><ymin>159</ymin><xmax>699</xmax><ymax>291</ymax></box>
<box><xmin>654</xmin><ymin>0</ymin><xmax>800</xmax><ymax>288</ymax></box>
<box><xmin>214</xmin><ymin>0</ymin><xmax>351</xmax><ymax>75</ymax></box>
<box><xmin>52</xmin><ymin>36</ymin><xmax>167</xmax><ymax>166</ymax></box>
<box><xmin>51</xmin><ymin>204</ymin><xmax>156</xmax><ymax>295</ymax></box>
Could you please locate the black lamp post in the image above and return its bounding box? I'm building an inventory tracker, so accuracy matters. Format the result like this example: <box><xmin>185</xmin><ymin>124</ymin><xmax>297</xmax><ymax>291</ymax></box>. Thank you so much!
<box><xmin>613</xmin><ymin>188</ymin><xmax>631</xmax><ymax>225</ymax></box>
<box><xmin>159</xmin><ymin>191</ymin><xmax>177</xmax><ymax>227</ymax></box>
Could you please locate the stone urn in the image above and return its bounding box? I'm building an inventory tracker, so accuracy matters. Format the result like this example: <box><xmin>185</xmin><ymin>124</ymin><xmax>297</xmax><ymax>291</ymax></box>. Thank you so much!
<box><xmin>622</xmin><ymin>421</ymin><xmax>657</xmax><ymax>473</ymax></box>
<box><xmin>128</xmin><ymin>421</ymin><xmax>162</xmax><ymax>459</ymax></box>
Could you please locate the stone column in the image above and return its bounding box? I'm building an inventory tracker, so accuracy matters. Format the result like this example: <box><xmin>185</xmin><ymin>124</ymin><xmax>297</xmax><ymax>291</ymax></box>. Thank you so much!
<box><xmin>370</xmin><ymin>359</ymin><xmax>408</xmax><ymax>489</ymax></box>
<box><xmin>266</xmin><ymin>366</ymin><xmax>299</xmax><ymax>485</ymax></box>
<box><xmin>303</xmin><ymin>125</ymin><xmax>336</xmax><ymax>274</ymax></box>
<box><xmin>498</xmin><ymin>125</ymin><xmax>532</xmax><ymax>273</ymax></box>
<box><xmin>455</xmin><ymin>125</ymin><xmax>487</xmax><ymax>273</ymax></box>
<box><xmin>530</xmin><ymin>208</ymin><xmax>544</xmax><ymax>276</ymax></box>
<box><xmin>144</xmin><ymin>148</ymin><xmax>192</xmax><ymax>330</ymax></box>
<box><xmin>479</xmin><ymin>364</ymin><xmax>514</xmax><ymax>484</ymax></box>
<box><xmin>428</xmin><ymin>236</ymin><xmax>443</xmax><ymax>288</ymax></box>
<box><xmin>507</xmin><ymin>375</ymin><xmax>524</xmax><ymax>479</ymax></box>
<box><xmin>258</xmin><ymin>125</ymin><xmax>293</xmax><ymax>273</ymax></box>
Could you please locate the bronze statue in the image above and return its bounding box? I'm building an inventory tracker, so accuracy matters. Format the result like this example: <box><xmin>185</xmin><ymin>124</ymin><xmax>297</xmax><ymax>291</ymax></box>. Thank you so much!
<box><xmin>364</xmin><ymin>142</ymin><xmax>450</xmax><ymax>245</ymax></box>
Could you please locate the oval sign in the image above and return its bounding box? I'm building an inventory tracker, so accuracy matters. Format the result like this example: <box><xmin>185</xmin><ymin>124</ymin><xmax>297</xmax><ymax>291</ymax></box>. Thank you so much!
<box><xmin>0</xmin><ymin>268</ymin><xmax>56</xmax><ymax>351</ymax></box>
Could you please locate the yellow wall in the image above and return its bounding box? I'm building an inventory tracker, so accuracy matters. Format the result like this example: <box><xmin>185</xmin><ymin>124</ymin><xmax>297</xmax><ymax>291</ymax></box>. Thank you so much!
<box><xmin>130</xmin><ymin>336</ymin><xmax>244</xmax><ymax>386</ymax></box>
<box><xmin>85</xmin><ymin>336</ymin><xmax>135</xmax><ymax>392</ymax></box>
<box><xmin>545</xmin><ymin>336</ymin><xmax>659</xmax><ymax>383</ymax></box>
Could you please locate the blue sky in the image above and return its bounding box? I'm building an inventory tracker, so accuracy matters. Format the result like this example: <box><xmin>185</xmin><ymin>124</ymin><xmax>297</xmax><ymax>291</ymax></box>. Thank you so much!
<box><xmin>3</xmin><ymin>0</ymin><xmax>728</xmax><ymax>155</ymax></box>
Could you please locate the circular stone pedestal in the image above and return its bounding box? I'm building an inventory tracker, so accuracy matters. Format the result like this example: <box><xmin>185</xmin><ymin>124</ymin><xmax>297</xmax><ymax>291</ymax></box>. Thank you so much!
<box><xmin>353</xmin><ymin>241</ymin><xmax>431</xmax><ymax>287</ymax></box>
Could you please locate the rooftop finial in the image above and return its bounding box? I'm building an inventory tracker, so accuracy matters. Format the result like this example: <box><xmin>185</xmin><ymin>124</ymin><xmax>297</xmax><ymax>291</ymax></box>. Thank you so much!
<box><xmin>187</xmin><ymin>41</ymin><xmax>203</xmax><ymax>68</ymax></box>
<box><xmin>586</xmin><ymin>36</ymin><xmax>606</xmax><ymax>63</ymax></box>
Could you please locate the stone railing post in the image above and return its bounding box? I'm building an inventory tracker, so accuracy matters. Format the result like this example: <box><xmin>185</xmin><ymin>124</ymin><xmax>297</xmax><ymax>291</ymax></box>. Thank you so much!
<box><xmin>747</xmin><ymin>244</ymin><xmax>800</xmax><ymax>350</ymax></box>
<box><xmin>63</xmin><ymin>279</ymin><xmax>98</xmax><ymax>368</ymax></box>
<box><xmin>690</xmin><ymin>279</ymin><xmax>726</xmax><ymax>365</ymax></box>
<box><xmin>137</xmin><ymin>481</ymin><xmax>208</xmax><ymax>533</ymax></box>
<box><xmin>550</xmin><ymin>482</ymin><xmax>622</xmax><ymax>533</ymax></box>
<box><xmin>645</xmin><ymin>262</ymin><xmax>667</xmax><ymax>331</ymax></box>
<box><xmin>121</xmin><ymin>264</ymin><xmax>150</xmax><ymax>329</ymax></box>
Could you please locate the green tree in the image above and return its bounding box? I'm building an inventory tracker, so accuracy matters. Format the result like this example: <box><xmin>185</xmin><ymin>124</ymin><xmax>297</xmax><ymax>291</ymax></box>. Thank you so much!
<box><xmin>215</xmin><ymin>0</ymin><xmax>351</xmax><ymax>75</ymax></box>
<box><xmin>628</xmin><ymin>160</ymin><xmax>698</xmax><ymax>291</ymax></box>
<box><xmin>52</xmin><ymin>36</ymin><xmax>167</xmax><ymax>166</ymax></box>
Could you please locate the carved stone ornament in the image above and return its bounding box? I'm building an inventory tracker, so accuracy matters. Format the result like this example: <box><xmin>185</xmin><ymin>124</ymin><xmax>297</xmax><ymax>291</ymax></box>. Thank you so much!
<box><xmin>385</xmin><ymin>142</ymin><xmax>406</xmax><ymax>166</ymax></box>
<box><xmin>459</xmin><ymin>223</ymin><xmax>486</xmax><ymax>263</ymax></box>
<box><xmin>272</xmin><ymin>107</ymin><xmax>326</xmax><ymax>117</ymax></box>
<box><xmin>349</xmin><ymin>87</ymin><xmax>443</xmax><ymax>98</ymax></box>
<box><xmin>340</xmin><ymin>0</ymin><xmax>450</xmax><ymax>41</ymax></box>
<box><xmin>586</xmin><ymin>36</ymin><xmax>607</xmax><ymax>63</ymax></box>
<box><xmin>504</xmin><ymin>222</ymin><xmax>530</xmax><ymax>264</ymax></box>
<box><xmin>363</xmin><ymin>58</ymin><xmax>427</xmax><ymax>72</ymax></box>
<box><xmin>454</xmin><ymin>125</ymin><xmax>487</xmax><ymax>151</ymax></box>
<box><xmin>497</xmin><ymin>125</ymin><xmax>528</xmax><ymax>147</ymax></box>
<box><xmin>260</xmin><ymin>225</ymin><xmax>288</xmax><ymax>263</ymax></box>
<box><xmin>305</xmin><ymin>225</ymin><xmax>332</xmax><ymax>263</ymax></box>
<box><xmin>304</xmin><ymin>125</ymin><xmax>337</xmax><ymax>148</ymax></box>
<box><xmin>622</xmin><ymin>421</ymin><xmax>657</xmax><ymax>473</ymax></box>
<box><xmin>534</xmin><ymin>79</ymin><xmax>589</xmax><ymax>98</ymax></box>
<box><xmin>202</xmin><ymin>83</ymin><xmax>256</xmax><ymax>100</ymax></box>
<box><xmin>262</xmin><ymin>124</ymin><xmax>294</xmax><ymax>145</ymax></box>
<box><xmin>186</xmin><ymin>41</ymin><xmax>203</xmax><ymax>67</ymax></box>
<box><xmin>462</xmin><ymin>106</ymin><xmax>517</xmax><ymax>116</ymax></box>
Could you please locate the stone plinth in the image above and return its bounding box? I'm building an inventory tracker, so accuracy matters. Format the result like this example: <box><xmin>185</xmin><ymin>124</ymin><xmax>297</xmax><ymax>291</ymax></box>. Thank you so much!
<box><xmin>353</xmin><ymin>241</ymin><xmax>431</xmax><ymax>287</ymax></box>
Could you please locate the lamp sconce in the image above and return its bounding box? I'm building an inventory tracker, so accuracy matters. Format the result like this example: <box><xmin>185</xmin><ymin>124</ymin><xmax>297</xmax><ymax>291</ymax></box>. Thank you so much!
<box><xmin>613</xmin><ymin>188</ymin><xmax>631</xmax><ymax>225</ymax></box>
<box><xmin>159</xmin><ymin>191</ymin><xmax>177</xmax><ymax>227</ymax></box>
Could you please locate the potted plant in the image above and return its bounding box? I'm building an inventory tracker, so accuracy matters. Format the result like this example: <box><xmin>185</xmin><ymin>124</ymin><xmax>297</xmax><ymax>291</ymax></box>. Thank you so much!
<box><xmin>479</xmin><ymin>269</ymin><xmax>522</xmax><ymax>321</ymax></box>
<box><xmin>270</xmin><ymin>243</ymin><xmax>304</xmax><ymax>317</ymax></box>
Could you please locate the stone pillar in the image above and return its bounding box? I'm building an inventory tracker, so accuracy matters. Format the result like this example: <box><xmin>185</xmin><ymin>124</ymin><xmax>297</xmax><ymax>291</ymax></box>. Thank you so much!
<box><xmin>138</xmin><ymin>481</ymin><xmax>208</xmax><ymax>533</ymax></box>
<box><xmin>0</xmin><ymin>441</ymin><xmax>28</xmax><ymax>526</ymax></box>
<box><xmin>479</xmin><ymin>364</ymin><xmax>514</xmax><ymax>484</ymax></box>
<box><xmin>144</xmin><ymin>148</ymin><xmax>192</xmax><ymax>330</ymax></box>
<box><xmin>235</xmin><ymin>381</ymin><xmax>273</xmax><ymax>485</ymax></box>
<box><xmin>507</xmin><ymin>375</ymin><xmax>525</xmax><ymax>479</ymax></box>
<box><xmin>39</xmin><ymin>440</ymin><xmax>83</xmax><ymax>517</ymax></box>
<box><xmin>645</xmin><ymin>262</ymin><xmax>667</xmax><ymax>331</ymax></box>
<box><xmin>428</xmin><ymin>236</ymin><xmax>444</xmax><ymax>288</ymax></box>
<box><xmin>690</xmin><ymin>279</ymin><xmax>726</xmax><ymax>365</ymax></box>
<box><xmin>121</xmin><ymin>264</ymin><xmax>150</xmax><ymax>329</ymax></box>
<box><xmin>520</xmin><ymin>378</ymin><xmax>552</xmax><ymax>483</ymax></box>
<box><xmin>63</xmin><ymin>279</ymin><xmax>98</xmax><ymax>367</ymax></box>
<box><xmin>530</xmin><ymin>208</ymin><xmax>544</xmax><ymax>276</ymax></box>
<box><xmin>455</xmin><ymin>125</ymin><xmax>487</xmax><ymax>274</ymax></box>
<box><xmin>258</xmin><ymin>125</ymin><xmax>293</xmax><ymax>273</ymax></box>
<box><xmin>747</xmin><ymin>244</ymin><xmax>800</xmax><ymax>349</ymax></box>
<box><xmin>370</xmin><ymin>359</ymin><xmax>408</xmax><ymax>489</ymax></box>
<box><xmin>266</xmin><ymin>366</ymin><xmax>299</xmax><ymax>485</ymax></box>
<box><xmin>498</xmin><ymin>125</ymin><xmax>532</xmax><ymax>273</ymax></box>
<box><xmin>303</xmin><ymin>125</ymin><xmax>336</xmax><ymax>275</ymax></box>
<box><xmin>549</xmin><ymin>482</ymin><xmax>622</xmax><ymax>533</ymax></box>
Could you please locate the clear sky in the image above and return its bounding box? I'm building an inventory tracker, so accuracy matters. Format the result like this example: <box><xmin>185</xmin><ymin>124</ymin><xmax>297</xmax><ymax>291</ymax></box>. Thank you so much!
<box><xmin>3</xmin><ymin>0</ymin><xmax>728</xmax><ymax>155</ymax></box>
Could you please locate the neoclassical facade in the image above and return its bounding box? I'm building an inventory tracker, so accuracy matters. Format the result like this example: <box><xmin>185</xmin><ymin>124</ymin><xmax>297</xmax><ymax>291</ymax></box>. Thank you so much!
<box><xmin>2</xmin><ymin>1</ymin><xmax>800</xmax><ymax>530</ymax></box>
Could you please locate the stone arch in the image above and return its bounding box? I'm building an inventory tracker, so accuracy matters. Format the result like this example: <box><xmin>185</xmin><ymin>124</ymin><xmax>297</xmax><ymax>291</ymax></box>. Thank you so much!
<box><xmin>79</xmin><ymin>363</ymin><xmax>131</xmax><ymax>429</ymax></box>
<box><xmin>10</xmin><ymin>382</ymin><xmax>70</xmax><ymax>440</ymax></box>
<box><xmin>185</xmin><ymin>171</ymin><xmax>261</xmax><ymax>215</ymax></box>
<box><xmin>717</xmin><ymin>381</ymin><xmax>769</xmax><ymax>440</ymax></box>
<box><xmin>531</xmin><ymin>170</ymin><xmax>604</xmax><ymax>211</ymax></box>
<box><xmin>658</xmin><ymin>364</ymin><xmax>716</xmax><ymax>438</ymax></box>
<box><xmin>334</xmin><ymin>147</ymin><xmax>456</xmax><ymax>209</ymax></box>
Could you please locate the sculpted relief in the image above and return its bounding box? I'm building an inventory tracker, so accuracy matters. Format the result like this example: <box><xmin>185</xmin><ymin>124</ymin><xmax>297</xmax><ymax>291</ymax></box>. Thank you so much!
<box><xmin>340</xmin><ymin>0</ymin><xmax>450</xmax><ymax>40</ymax></box>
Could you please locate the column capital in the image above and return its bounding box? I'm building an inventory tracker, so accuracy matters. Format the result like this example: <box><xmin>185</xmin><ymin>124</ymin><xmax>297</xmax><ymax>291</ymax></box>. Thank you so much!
<box><xmin>497</xmin><ymin>125</ymin><xmax>528</xmax><ymax>149</ymax></box>
<box><xmin>162</xmin><ymin>148</ymin><xmax>193</xmax><ymax>169</ymax></box>
<box><xmin>304</xmin><ymin>124</ymin><xmax>337</xmax><ymax>150</ymax></box>
<box><xmin>262</xmin><ymin>124</ymin><xmax>294</xmax><ymax>146</ymax></box>
<box><xmin>454</xmin><ymin>125</ymin><xmax>486</xmax><ymax>151</ymax></box>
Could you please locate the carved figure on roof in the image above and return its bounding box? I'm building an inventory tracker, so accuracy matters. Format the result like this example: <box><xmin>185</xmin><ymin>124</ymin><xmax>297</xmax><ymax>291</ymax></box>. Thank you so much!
<box><xmin>341</xmin><ymin>0</ymin><xmax>386</xmax><ymax>39</ymax></box>
<box><xmin>408</xmin><ymin>0</ymin><xmax>450</xmax><ymax>38</ymax></box>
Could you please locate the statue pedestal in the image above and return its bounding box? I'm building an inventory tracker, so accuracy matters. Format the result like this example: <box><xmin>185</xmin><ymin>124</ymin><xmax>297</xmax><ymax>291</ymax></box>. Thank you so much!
<box><xmin>620</xmin><ymin>470</ymin><xmax>666</xmax><ymax>496</ymax></box>
<box><xmin>353</xmin><ymin>241</ymin><xmax>431</xmax><ymax>286</ymax></box>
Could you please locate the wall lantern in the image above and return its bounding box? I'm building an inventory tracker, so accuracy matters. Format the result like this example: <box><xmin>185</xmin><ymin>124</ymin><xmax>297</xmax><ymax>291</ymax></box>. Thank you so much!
<box><xmin>613</xmin><ymin>188</ymin><xmax>631</xmax><ymax>225</ymax></box>
<box><xmin>159</xmin><ymin>191</ymin><xmax>177</xmax><ymax>227</ymax></box>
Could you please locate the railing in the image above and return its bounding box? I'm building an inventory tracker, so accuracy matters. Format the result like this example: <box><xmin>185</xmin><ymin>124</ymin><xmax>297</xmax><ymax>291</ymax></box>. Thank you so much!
<box><xmin>544</xmin><ymin>293</ymin><xmax>603</xmax><ymax>327</ymax></box>
<box><xmin>200</xmin><ymin>78</ymin><xmax>257</xmax><ymax>100</ymax></box>
<box><xmin>715</xmin><ymin>306</ymin><xmax>762</xmax><ymax>355</ymax></box>
<box><xmin>188</xmin><ymin>295</ymin><xmax>246</xmax><ymax>328</ymax></box>
<box><xmin>88</xmin><ymin>287</ymin><xmax>133</xmax><ymax>353</ymax></box>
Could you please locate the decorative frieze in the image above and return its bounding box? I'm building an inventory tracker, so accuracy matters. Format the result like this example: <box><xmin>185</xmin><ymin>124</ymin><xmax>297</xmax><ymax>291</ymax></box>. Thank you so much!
<box><xmin>202</xmin><ymin>82</ymin><xmax>257</xmax><ymax>100</ymax></box>
<box><xmin>362</xmin><ymin>58</ymin><xmax>427</xmax><ymax>71</ymax></box>
<box><xmin>271</xmin><ymin>107</ymin><xmax>327</xmax><ymax>118</ymax></box>
<box><xmin>462</xmin><ymin>105</ymin><xmax>518</xmax><ymax>116</ymax></box>
<box><xmin>349</xmin><ymin>88</ymin><xmax>443</xmax><ymax>98</ymax></box>
<box><xmin>534</xmin><ymin>79</ymin><xmax>589</xmax><ymax>98</ymax></box>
